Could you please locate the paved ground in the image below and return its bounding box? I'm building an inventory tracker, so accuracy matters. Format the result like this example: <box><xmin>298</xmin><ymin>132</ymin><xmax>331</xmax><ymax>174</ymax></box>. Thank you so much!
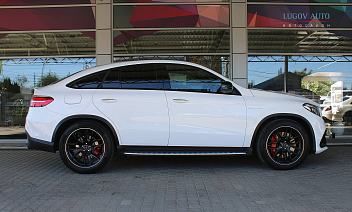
<box><xmin>0</xmin><ymin>146</ymin><xmax>351</xmax><ymax>212</ymax></box>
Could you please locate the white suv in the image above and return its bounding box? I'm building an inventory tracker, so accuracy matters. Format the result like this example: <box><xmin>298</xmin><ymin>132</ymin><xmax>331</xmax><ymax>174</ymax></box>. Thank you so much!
<box><xmin>26</xmin><ymin>60</ymin><xmax>327</xmax><ymax>173</ymax></box>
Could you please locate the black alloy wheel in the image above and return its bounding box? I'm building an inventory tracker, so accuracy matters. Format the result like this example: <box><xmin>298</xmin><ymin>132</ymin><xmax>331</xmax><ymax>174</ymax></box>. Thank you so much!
<box><xmin>59</xmin><ymin>121</ymin><xmax>114</xmax><ymax>174</ymax></box>
<box><xmin>256</xmin><ymin>119</ymin><xmax>310</xmax><ymax>170</ymax></box>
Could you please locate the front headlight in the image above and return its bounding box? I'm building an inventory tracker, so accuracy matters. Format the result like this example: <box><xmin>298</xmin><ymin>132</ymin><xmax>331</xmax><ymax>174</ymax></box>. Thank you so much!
<box><xmin>303</xmin><ymin>103</ymin><xmax>321</xmax><ymax>117</ymax></box>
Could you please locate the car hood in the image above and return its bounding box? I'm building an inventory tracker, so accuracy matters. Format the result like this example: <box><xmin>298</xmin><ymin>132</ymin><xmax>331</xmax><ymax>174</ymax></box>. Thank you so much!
<box><xmin>249</xmin><ymin>89</ymin><xmax>318</xmax><ymax>106</ymax></box>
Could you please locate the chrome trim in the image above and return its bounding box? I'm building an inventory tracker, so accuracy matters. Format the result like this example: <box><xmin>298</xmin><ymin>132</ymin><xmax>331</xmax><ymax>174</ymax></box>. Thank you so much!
<box><xmin>123</xmin><ymin>152</ymin><xmax>247</xmax><ymax>155</ymax></box>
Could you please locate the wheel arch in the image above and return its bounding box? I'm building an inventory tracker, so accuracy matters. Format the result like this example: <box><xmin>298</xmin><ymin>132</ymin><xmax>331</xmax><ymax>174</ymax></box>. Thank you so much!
<box><xmin>342</xmin><ymin>110</ymin><xmax>352</xmax><ymax>120</ymax></box>
<box><xmin>251</xmin><ymin>113</ymin><xmax>316</xmax><ymax>155</ymax></box>
<box><xmin>52</xmin><ymin>115</ymin><xmax>119</xmax><ymax>152</ymax></box>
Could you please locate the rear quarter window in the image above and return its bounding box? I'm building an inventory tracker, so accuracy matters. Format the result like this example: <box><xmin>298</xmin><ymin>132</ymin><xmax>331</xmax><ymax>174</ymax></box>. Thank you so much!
<box><xmin>67</xmin><ymin>71</ymin><xmax>108</xmax><ymax>89</ymax></box>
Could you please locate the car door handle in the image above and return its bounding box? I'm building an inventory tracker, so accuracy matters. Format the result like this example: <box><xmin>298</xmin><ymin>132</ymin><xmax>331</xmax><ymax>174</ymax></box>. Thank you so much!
<box><xmin>102</xmin><ymin>98</ymin><xmax>117</xmax><ymax>103</ymax></box>
<box><xmin>173</xmin><ymin>98</ymin><xmax>189</xmax><ymax>103</ymax></box>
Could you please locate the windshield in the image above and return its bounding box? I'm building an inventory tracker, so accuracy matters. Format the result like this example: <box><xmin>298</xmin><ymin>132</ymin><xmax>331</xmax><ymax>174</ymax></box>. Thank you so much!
<box><xmin>342</xmin><ymin>96</ymin><xmax>350</xmax><ymax>102</ymax></box>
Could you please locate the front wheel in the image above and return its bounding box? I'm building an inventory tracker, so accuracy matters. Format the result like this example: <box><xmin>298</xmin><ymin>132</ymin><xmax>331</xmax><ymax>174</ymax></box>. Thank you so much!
<box><xmin>59</xmin><ymin>121</ymin><xmax>114</xmax><ymax>174</ymax></box>
<box><xmin>255</xmin><ymin>119</ymin><xmax>310</xmax><ymax>170</ymax></box>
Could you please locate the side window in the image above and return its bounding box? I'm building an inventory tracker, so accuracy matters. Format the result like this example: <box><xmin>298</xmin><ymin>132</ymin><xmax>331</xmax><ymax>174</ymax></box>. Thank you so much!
<box><xmin>101</xmin><ymin>69</ymin><xmax>119</xmax><ymax>88</ymax></box>
<box><xmin>101</xmin><ymin>64</ymin><xmax>163</xmax><ymax>89</ymax></box>
<box><xmin>166</xmin><ymin>64</ymin><xmax>223</xmax><ymax>93</ymax></box>
<box><xmin>67</xmin><ymin>71</ymin><xmax>108</xmax><ymax>89</ymax></box>
<box><xmin>120</xmin><ymin>65</ymin><xmax>158</xmax><ymax>89</ymax></box>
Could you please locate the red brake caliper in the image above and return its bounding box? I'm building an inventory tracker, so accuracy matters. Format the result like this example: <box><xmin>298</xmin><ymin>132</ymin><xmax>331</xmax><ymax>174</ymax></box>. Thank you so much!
<box><xmin>270</xmin><ymin>134</ymin><xmax>277</xmax><ymax>155</ymax></box>
<box><xmin>93</xmin><ymin>146</ymin><xmax>102</xmax><ymax>157</ymax></box>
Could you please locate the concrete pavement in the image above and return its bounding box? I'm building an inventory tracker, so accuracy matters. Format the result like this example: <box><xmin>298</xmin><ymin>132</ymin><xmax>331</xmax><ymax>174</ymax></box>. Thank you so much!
<box><xmin>0</xmin><ymin>146</ymin><xmax>351</xmax><ymax>211</ymax></box>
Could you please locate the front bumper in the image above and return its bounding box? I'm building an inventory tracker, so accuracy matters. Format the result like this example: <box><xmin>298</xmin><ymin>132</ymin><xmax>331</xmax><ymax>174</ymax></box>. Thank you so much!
<box><xmin>320</xmin><ymin>131</ymin><xmax>327</xmax><ymax>148</ymax></box>
<box><xmin>26</xmin><ymin>132</ymin><xmax>55</xmax><ymax>153</ymax></box>
<box><xmin>315</xmin><ymin>131</ymin><xmax>328</xmax><ymax>154</ymax></box>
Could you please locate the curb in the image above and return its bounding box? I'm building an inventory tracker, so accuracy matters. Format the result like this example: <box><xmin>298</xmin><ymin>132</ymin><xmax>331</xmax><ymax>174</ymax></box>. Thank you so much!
<box><xmin>0</xmin><ymin>139</ymin><xmax>27</xmax><ymax>149</ymax></box>
<box><xmin>0</xmin><ymin>147</ymin><xmax>28</xmax><ymax>150</ymax></box>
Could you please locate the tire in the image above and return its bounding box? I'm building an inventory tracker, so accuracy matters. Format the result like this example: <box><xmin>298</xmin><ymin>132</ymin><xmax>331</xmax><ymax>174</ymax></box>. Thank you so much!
<box><xmin>255</xmin><ymin>119</ymin><xmax>310</xmax><ymax>170</ymax></box>
<box><xmin>343</xmin><ymin>111</ymin><xmax>352</xmax><ymax>124</ymax></box>
<box><xmin>59</xmin><ymin>121</ymin><xmax>114</xmax><ymax>174</ymax></box>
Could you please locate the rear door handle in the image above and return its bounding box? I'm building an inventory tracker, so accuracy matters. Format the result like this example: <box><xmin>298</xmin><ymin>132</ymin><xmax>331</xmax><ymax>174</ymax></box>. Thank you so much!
<box><xmin>173</xmin><ymin>98</ymin><xmax>189</xmax><ymax>103</ymax></box>
<box><xmin>102</xmin><ymin>98</ymin><xmax>117</xmax><ymax>103</ymax></box>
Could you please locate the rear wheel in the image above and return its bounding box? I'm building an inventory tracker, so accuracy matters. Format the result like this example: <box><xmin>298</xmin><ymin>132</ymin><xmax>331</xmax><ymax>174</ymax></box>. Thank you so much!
<box><xmin>59</xmin><ymin>121</ymin><xmax>114</xmax><ymax>174</ymax></box>
<box><xmin>255</xmin><ymin>119</ymin><xmax>310</xmax><ymax>170</ymax></box>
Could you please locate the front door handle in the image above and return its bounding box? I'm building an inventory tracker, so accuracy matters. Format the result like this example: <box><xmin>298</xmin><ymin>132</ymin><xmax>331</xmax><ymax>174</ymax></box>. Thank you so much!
<box><xmin>102</xmin><ymin>98</ymin><xmax>117</xmax><ymax>103</ymax></box>
<box><xmin>173</xmin><ymin>98</ymin><xmax>189</xmax><ymax>103</ymax></box>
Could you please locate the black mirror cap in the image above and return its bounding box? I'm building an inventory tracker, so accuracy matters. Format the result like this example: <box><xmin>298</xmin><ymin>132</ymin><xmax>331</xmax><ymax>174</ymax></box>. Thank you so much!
<box><xmin>220</xmin><ymin>81</ymin><xmax>234</xmax><ymax>94</ymax></box>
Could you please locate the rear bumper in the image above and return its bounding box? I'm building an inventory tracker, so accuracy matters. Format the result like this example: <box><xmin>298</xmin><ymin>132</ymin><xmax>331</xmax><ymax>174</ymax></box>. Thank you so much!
<box><xmin>26</xmin><ymin>132</ymin><xmax>55</xmax><ymax>153</ymax></box>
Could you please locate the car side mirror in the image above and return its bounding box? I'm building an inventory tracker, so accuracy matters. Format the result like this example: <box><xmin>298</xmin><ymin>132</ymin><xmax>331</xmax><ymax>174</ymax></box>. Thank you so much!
<box><xmin>220</xmin><ymin>81</ymin><xmax>234</xmax><ymax>94</ymax></box>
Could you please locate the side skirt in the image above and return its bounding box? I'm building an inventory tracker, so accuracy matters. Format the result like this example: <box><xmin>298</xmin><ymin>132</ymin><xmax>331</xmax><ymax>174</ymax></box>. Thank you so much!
<box><xmin>117</xmin><ymin>146</ymin><xmax>252</xmax><ymax>156</ymax></box>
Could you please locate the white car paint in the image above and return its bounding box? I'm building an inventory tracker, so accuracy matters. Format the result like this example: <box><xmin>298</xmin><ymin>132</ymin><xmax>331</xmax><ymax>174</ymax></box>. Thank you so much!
<box><xmin>165</xmin><ymin>90</ymin><xmax>246</xmax><ymax>147</ymax></box>
<box><xmin>93</xmin><ymin>89</ymin><xmax>169</xmax><ymax>146</ymax></box>
<box><xmin>331</xmin><ymin>96</ymin><xmax>352</xmax><ymax>122</ymax></box>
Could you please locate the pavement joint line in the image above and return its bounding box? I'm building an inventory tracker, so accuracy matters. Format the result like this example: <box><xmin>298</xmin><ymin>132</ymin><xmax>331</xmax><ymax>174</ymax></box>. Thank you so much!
<box><xmin>326</xmin><ymin>143</ymin><xmax>352</xmax><ymax>146</ymax></box>
<box><xmin>0</xmin><ymin>147</ymin><xmax>28</xmax><ymax>150</ymax></box>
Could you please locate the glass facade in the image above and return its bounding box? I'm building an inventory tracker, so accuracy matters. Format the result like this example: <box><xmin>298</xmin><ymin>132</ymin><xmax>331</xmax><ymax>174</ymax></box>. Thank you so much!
<box><xmin>0</xmin><ymin>32</ymin><xmax>96</xmax><ymax>57</ymax></box>
<box><xmin>2</xmin><ymin>0</ymin><xmax>352</xmax><ymax>141</ymax></box>
<box><xmin>247</xmin><ymin>0</ymin><xmax>352</xmax><ymax>2</ymax></box>
<box><xmin>0</xmin><ymin>1</ymin><xmax>230</xmax><ymax>139</ymax></box>
<box><xmin>248</xmin><ymin>5</ymin><xmax>352</xmax><ymax>28</ymax></box>
<box><xmin>113</xmin><ymin>5</ymin><xmax>229</xmax><ymax>28</ymax></box>
<box><xmin>248</xmin><ymin>30</ymin><xmax>352</xmax><ymax>54</ymax></box>
<box><xmin>114</xmin><ymin>30</ymin><xmax>230</xmax><ymax>54</ymax></box>
<box><xmin>114</xmin><ymin>0</ymin><xmax>228</xmax><ymax>2</ymax></box>
<box><xmin>114</xmin><ymin>56</ymin><xmax>231</xmax><ymax>77</ymax></box>
<box><xmin>0</xmin><ymin>7</ymin><xmax>95</xmax><ymax>31</ymax></box>
<box><xmin>247</xmin><ymin>1</ymin><xmax>352</xmax><ymax>139</ymax></box>
<box><xmin>0</xmin><ymin>1</ymin><xmax>97</xmax><ymax>138</ymax></box>
<box><xmin>112</xmin><ymin>2</ymin><xmax>232</xmax><ymax>79</ymax></box>
<box><xmin>0</xmin><ymin>58</ymin><xmax>96</xmax><ymax>139</ymax></box>
<box><xmin>0</xmin><ymin>0</ymin><xmax>96</xmax><ymax>6</ymax></box>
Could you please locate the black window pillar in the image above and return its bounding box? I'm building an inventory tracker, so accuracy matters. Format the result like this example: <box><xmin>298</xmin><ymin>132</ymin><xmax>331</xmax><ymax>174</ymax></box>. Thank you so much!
<box><xmin>284</xmin><ymin>55</ymin><xmax>289</xmax><ymax>93</ymax></box>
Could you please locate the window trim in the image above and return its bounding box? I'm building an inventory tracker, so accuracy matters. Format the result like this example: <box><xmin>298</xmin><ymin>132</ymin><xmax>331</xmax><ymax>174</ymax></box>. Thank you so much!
<box><xmin>66</xmin><ymin>63</ymin><xmax>241</xmax><ymax>95</ymax></box>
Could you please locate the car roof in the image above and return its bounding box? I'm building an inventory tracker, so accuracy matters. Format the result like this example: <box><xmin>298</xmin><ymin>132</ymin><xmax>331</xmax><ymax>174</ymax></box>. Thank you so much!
<box><xmin>39</xmin><ymin>60</ymin><xmax>251</xmax><ymax>96</ymax></box>
<box><xmin>58</xmin><ymin>60</ymin><xmax>229</xmax><ymax>85</ymax></box>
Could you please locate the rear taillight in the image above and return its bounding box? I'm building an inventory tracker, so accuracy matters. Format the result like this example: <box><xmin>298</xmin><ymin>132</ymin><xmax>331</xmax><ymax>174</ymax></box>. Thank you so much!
<box><xmin>325</xmin><ymin>106</ymin><xmax>331</xmax><ymax>111</ymax></box>
<box><xmin>30</xmin><ymin>96</ymin><xmax>54</xmax><ymax>107</ymax></box>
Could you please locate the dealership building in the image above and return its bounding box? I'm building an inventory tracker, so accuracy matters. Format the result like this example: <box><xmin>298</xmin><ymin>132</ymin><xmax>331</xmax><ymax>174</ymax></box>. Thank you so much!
<box><xmin>1</xmin><ymin>0</ymin><xmax>352</xmax><ymax>138</ymax></box>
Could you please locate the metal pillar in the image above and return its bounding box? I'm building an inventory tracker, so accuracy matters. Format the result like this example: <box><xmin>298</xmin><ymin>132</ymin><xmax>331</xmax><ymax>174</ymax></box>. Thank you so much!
<box><xmin>284</xmin><ymin>55</ymin><xmax>288</xmax><ymax>92</ymax></box>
